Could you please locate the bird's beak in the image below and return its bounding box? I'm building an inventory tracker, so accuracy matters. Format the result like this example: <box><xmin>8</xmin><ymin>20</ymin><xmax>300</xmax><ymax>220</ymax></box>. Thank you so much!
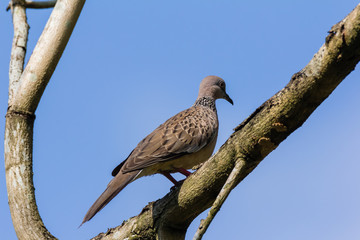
<box><xmin>224</xmin><ymin>93</ymin><xmax>233</xmax><ymax>105</ymax></box>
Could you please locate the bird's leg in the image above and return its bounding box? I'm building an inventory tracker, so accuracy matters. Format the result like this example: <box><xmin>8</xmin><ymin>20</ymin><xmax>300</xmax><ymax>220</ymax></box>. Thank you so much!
<box><xmin>161</xmin><ymin>171</ymin><xmax>179</xmax><ymax>185</ymax></box>
<box><xmin>175</xmin><ymin>168</ymin><xmax>192</xmax><ymax>177</ymax></box>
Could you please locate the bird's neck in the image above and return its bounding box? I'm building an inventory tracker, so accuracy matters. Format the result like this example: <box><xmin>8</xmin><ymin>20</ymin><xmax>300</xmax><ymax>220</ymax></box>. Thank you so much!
<box><xmin>194</xmin><ymin>96</ymin><xmax>216</xmax><ymax>111</ymax></box>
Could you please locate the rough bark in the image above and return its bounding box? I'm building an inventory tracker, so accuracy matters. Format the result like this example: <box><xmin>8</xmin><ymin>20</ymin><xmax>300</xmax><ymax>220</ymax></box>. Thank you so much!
<box><xmin>5</xmin><ymin>0</ymin><xmax>85</xmax><ymax>239</ymax></box>
<box><xmin>8</xmin><ymin>0</ymin><xmax>29</xmax><ymax>105</ymax></box>
<box><xmin>91</xmin><ymin>4</ymin><xmax>360</xmax><ymax>240</ymax></box>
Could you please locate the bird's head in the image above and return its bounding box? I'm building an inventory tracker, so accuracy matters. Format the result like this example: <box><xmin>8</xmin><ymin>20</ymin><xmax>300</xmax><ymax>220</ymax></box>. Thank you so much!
<box><xmin>198</xmin><ymin>75</ymin><xmax>233</xmax><ymax>105</ymax></box>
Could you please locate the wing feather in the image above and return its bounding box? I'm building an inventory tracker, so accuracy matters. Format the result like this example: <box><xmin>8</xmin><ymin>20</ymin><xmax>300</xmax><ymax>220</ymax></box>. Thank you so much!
<box><xmin>118</xmin><ymin>105</ymin><xmax>218</xmax><ymax>173</ymax></box>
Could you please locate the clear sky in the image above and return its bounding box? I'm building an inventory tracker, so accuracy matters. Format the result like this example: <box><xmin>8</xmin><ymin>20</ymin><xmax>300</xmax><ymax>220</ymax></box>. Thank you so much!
<box><xmin>1</xmin><ymin>1</ymin><xmax>360</xmax><ymax>239</ymax></box>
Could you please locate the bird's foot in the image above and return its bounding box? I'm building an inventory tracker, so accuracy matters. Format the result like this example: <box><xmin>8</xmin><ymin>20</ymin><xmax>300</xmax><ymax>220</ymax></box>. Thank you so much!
<box><xmin>161</xmin><ymin>171</ymin><xmax>179</xmax><ymax>185</ymax></box>
<box><xmin>175</xmin><ymin>168</ymin><xmax>192</xmax><ymax>177</ymax></box>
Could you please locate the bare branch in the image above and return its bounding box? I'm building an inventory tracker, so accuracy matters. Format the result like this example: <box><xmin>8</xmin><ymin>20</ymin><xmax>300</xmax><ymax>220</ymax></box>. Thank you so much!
<box><xmin>10</xmin><ymin>0</ymin><xmax>85</xmax><ymax>113</ymax></box>
<box><xmin>193</xmin><ymin>159</ymin><xmax>246</xmax><ymax>240</ymax></box>
<box><xmin>5</xmin><ymin>0</ymin><xmax>85</xmax><ymax>239</ymax></box>
<box><xmin>92</xmin><ymin>3</ymin><xmax>360</xmax><ymax>239</ymax></box>
<box><xmin>8</xmin><ymin>0</ymin><xmax>28</xmax><ymax>105</ymax></box>
<box><xmin>6</xmin><ymin>3</ymin><xmax>55</xmax><ymax>240</ymax></box>
<box><xmin>7</xmin><ymin>0</ymin><xmax>57</xmax><ymax>11</ymax></box>
<box><xmin>25</xmin><ymin>0</ymin><xmax>56</xmax><ymax>9</ymax></box>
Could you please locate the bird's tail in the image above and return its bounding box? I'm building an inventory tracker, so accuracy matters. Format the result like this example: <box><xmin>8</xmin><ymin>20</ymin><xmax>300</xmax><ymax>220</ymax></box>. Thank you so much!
<box><xmin>81</xmin><ymin>170</ymin><xmax>140</xmax><ymax>225</ymax></box>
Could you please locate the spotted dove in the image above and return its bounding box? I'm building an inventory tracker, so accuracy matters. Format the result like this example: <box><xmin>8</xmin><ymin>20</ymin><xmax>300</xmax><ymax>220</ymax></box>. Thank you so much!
<box><xmin>82</xmin><ymin>75</ymin><xmax>233</xmax><ymax>225</ymax></box>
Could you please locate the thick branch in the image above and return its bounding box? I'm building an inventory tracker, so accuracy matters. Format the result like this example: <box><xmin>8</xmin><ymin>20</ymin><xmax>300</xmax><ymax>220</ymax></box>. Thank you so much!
<box><xmin>92</xmin><ymin>4</ymin><xmax>360</xmax><ymax>240</ymax></box>
<box><xmin>4</xmin><ymin>112</ymin><xmax>56</xmax><ymax>240</ymax></box>
<box><xmin>5</xmin><ymin>0</ymin><xmax>85</xmax><ymax>239</ymax></box>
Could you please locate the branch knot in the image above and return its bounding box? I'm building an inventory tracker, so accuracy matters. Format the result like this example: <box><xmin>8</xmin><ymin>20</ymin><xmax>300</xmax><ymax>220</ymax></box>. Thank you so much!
<box><xmin>5</xmin><ymin>109</ymin><xmax>36</xmax><ymax>120</ymax></box>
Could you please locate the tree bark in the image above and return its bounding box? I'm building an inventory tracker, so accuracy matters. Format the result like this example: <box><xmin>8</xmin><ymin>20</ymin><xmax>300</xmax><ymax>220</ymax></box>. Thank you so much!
<box><xmin>91</xmin><ymin>4</ymin><xmax>360</xmax><ymax>240</ymax></box>
<box><xmin>8</xmin><ymin>0</ymin><xmax>29</xmax><ymax>105</ymax></box>
<box><xmin>5</xmin><ymin>0</ymin><xmax>85</xmax><ymax>239</ymax></box>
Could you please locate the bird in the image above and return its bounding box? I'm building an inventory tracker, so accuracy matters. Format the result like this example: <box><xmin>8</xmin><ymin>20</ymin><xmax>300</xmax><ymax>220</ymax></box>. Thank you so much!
<box><xmin>81</xmin><ymin>75</ymin><xmax>233</xmax><ymax>225</ymax></box>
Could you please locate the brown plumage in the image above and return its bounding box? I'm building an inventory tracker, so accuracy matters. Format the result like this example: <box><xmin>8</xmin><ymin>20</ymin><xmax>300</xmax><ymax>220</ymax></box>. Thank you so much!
<box><xmin>81</xmin><ymin>75</ymin><xmax>233</xmax><ymax>225</ymax></box>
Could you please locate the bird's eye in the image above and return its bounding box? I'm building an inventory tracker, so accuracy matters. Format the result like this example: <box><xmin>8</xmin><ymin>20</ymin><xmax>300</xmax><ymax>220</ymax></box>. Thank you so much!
<box><xmin>219</xmin><ymin>82</ymin><xmax>225</xmax><ymax>89</ymax></box>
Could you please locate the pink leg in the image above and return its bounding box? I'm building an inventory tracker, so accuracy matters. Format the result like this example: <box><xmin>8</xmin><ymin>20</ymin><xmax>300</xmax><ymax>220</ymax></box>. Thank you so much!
<box><xmin>161</xmin><ymin>172</ymin><xmax>179</xmax><ymax>185</ymax></box>
<box><xmin>176</xmin><ymin>168</ymin><xmax>192</xmax><ymax>177</ymax></box>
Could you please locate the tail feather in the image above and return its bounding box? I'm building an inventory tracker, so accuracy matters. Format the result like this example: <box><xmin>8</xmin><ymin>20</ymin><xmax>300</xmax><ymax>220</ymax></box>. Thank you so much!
<box><xmin>81</xmin><ymin>170</ymin><xmax>140</xmax><ymax>225</ymax></box>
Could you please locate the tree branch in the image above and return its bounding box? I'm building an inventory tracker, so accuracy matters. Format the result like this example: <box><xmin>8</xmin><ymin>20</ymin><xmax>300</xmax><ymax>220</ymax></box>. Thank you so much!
<box><xmin>8</xmin><ymin>0</ymin><xmax>28</xmax><ymax>105</ymax></box>
<box><xmin>193</xmin><ymin>159</ymin><xmax>246</xmax><ymax>240</ymax></box>
<box><xmin>6</xmin><ymin>3</ymin><xmax>52</xmax><ymax>239</ymax></box>
<box><xmin>10</xmin><ymin>0</ymin><xmax>85</xmax><ymax>113</ymax></box>
<box><xmin>6</xmin><ymin>0</ymin><xmax>57</xmax><ymax>11</ymax></box>
<box><xmin>5</xmin><ymin>0</ymin><xmax>85</xmax><ymax>239</ymax></box>
<box><xmin>91</xmin><ymin>3</ymin><xmax>360</xmax><ymax>239</ymax></box>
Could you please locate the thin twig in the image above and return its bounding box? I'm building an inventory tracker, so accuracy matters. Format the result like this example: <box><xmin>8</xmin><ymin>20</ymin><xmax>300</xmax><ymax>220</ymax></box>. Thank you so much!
<box><xmin>7</xmin><ymin>0</ymin><xmax>57</xmax><ymax>11</ymax></box>
<box><xmin>193</xmin><ymin>159</ymin><xmax>246</xmax><ymax>240</ymax></box>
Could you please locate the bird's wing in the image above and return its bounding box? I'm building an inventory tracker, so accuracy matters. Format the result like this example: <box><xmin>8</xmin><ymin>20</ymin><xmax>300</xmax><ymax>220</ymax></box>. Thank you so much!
<box><xmin>115</xmin><ymin>106</ymin><xmax>218</xmax><ymax>174</ymax></box>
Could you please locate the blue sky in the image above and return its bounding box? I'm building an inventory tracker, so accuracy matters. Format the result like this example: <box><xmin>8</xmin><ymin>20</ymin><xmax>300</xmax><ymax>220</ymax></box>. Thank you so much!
<box><xmin>1</xmin><ymin>1</ymin><xmax>360</xmax><ymax>239</ymax></box>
